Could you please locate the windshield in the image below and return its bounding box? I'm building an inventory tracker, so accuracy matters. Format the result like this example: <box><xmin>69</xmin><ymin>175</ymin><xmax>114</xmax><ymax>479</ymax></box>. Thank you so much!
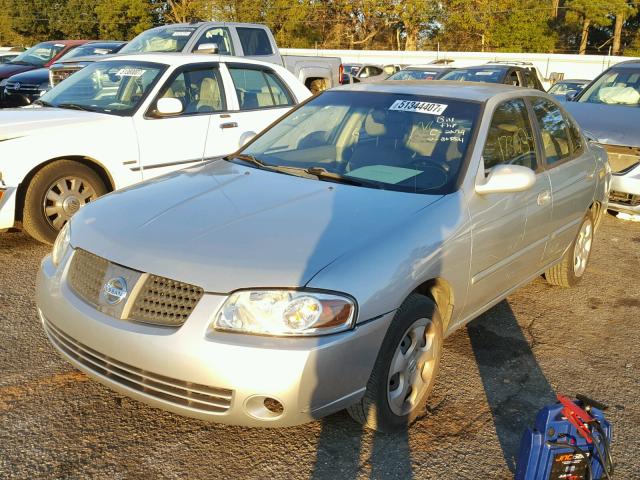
<box><xmin>240</xmin><ymin>91</ymin><xmax>480</xmax><ymax>194</ymax></box>
<box><xmin>548</xmin><ymin>81</ymin><xmax>587</xmax><ymax>95</ymax></box>
<box><xmin>441</xmin><ymin>68</ymin><xmax>505</xmax><ymax>83</ymax></box>
<box><xmin>577</xmin><ymin>68</ymin><xmax>640</xmax><ymax>106</ymax></box>
<box><xmin>120</xmin><ymin>26</ymin><xmax>196</xmax><ymax>54</ymax></box>
<box><xmin>9</xmin><ymin>42</ymin><xmax>65</xmax><ymax>66</ymax></box>
<box><xmin>39</xmin><ymin>60</ymin><xmax>165</xmax><ymax>116</ymax></box>
<box><xmin>388</xmin><ymin>69</ymin><xmax>446</xmax><ymax>81</ymax></box>
<box><xmin>58</xmin><ymin>44</ymin><xmax>121</xmax><ymax>62</ymax></box>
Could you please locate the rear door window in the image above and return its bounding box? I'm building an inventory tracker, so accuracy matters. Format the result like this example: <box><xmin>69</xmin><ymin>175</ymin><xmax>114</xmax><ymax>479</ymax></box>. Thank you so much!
<box><xmin>531</xmin><ymin>98</ymin><xmax>573</xmax><ymax>165</ymax></box>
<box><xmin>482</xmin><ymin>98</ymin><xmax>538</xmax><ymax>172</ymax></box>
<box><xmin>236</xmin><ymin>27</ymin><xmax>273</xmax><ymax>56</ymax></box>
<box><xmin>228</xmin><ymin>67</ymin><xmax>293</xmax><ymax>110</ymax></box>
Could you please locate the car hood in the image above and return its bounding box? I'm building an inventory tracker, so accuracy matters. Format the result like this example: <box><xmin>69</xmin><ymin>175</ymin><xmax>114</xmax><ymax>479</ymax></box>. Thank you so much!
<box><xmin>0</xmin><ymin>107</ymin><xmax>112</xmax><ymax>140</ymax></box>
<box><xmin>5</xmin><ymin>67</ymin><xmax>49</xmax><ymax>83</ymax></box>
<box><xmin>0</xmin><ymin>63</ymin><xmax>35</xmax><ymax>80</ymax></box>
<box><xmin>563</xmin><ymin>101</ymin><xmax>640</xmax><ymax>148</ymax></box>
<box><xmin>54</xmin><ymin>53</ymin><xmax>117</xmax><ymax>66</ymax></box>
<box><xmin>72</xmin><ymin>160</ymin><xmax>442</xmax><ymax>293</ymax></box>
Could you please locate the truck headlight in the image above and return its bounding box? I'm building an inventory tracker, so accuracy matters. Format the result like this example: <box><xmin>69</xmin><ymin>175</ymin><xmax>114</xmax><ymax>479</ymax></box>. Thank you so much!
<box><xmin>214</xmin><ymin>290</ymin><xmax>356</xmax><ymax>336</ymax></box>
<box><xmin>51</xmin><ymin>222</ymin><xmax>71</xmax><ymax>267</ymax></box>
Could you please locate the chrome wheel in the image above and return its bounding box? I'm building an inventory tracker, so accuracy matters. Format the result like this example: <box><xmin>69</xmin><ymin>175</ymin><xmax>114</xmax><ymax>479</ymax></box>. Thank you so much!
<box><xmin>387</xmin><ymin>317</ymin><xmax>442</xmax><ymax>416</ymax></box>
<box><xmin>43</xmin><ymin>176</ymin><xmax>97</xmax><ymax>230</ymax></box>
<box><xmin>573</xmin><ymin>218</ymin><xmax>593</xmax><ymax>277</ymax></box>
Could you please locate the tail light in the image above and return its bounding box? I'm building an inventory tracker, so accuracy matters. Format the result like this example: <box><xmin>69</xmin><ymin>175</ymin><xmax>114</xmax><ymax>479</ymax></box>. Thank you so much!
<box><xmin>338</xmin><ymin>64</ymin><xmax>344</xmax><ymax>84</ymax></box>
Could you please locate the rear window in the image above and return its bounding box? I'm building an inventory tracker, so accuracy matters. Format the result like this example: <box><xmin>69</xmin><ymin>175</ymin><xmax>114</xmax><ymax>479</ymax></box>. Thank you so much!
<box><xmin>237</xmin><ymin>27</ymin><xmax>273</xmax><ymax>56</ymax></box>
<box><xmin>441</xmin><ymin>69</ymin><xmax>504</xmax><ymax>83</ymax></box>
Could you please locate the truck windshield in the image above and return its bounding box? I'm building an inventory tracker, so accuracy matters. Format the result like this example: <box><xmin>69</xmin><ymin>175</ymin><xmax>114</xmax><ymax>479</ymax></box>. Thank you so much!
<box><xmin>440</xmin><ymin>68</ymin><xmax>504</xmax><ymax>83</ymax></box>
<box><xmin>240</xmin><ymin>91</ymin><xmax>480</xmax><ymax>194</ymax></box>
<box><xmin>9</xmin><ymin>42</ymin><xmax>65</xmax><ymax>66</ymax></box>
<box><xmin>39</xmin><ymin>60</ymin><xmax>165</xmax><ymax>116</ymax></box>
<box><xmin>120</xmin><ymin>26</ymin><xmax>197</xmax><ymax>54</ymax></box>
<box><xmin>577</xmin><ymin>68</ymin><xmax>640</xmax><ymax>106</ymax></box>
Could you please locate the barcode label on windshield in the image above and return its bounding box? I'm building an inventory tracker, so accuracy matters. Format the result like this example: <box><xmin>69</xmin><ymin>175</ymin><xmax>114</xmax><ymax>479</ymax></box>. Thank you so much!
<box><xmin>389</xmin><ymin>100</ymin><xmax>448</xmax><ymax>116</ymax></box>
<box><xmin>116</xmin><ymin>68</ymin><xmax>146</xmax><ymax>77</ymax></box>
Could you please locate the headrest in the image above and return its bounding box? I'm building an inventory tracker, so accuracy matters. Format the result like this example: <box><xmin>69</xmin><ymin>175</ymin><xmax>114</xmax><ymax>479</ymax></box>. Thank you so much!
<box><xmin>364</xmin><ymin>111</ymin><xmax>386</xmax><ymax>136</ymax></box>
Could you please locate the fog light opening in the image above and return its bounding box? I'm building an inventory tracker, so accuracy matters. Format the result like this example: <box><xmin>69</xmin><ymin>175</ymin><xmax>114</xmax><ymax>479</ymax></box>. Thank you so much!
<box><xmin>245</xmin><ymin>395</ymin><xmax>285</xmax><ymax>420</ymax></box>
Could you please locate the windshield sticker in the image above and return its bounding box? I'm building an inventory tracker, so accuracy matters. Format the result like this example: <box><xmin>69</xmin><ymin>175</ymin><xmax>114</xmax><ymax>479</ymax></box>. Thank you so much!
<box><xmin>347</xmin><ymin>165</ymin><xmax>422</xmax><ymax>184</ymax></box>
<box><xmin>54</xmin><ymin>43</ymin><xmax>65</xmax><ymax>47</ymax></box>
<box><xmin>172</xmin><ymin>31</ymin><xmax>193</xmax><ymax>37</ymax></box>
<box><xmin>389</xmin><ymin>100</ymin><xmax>447</xmax><ymax>116</ymax></box>
<box><xmin>475</xmin><ymin>71</ymin><xmax>496</xmax><ymax>76</ymax></box>
<box><xmin>116</xmin><ymin>68</ymin><xmax>146</xmax><ymax>77</ymax></box>
<box><xmin>93</xmin><ymin>48</ymin><xmax>109</xmax><ymax>55</ymax></box>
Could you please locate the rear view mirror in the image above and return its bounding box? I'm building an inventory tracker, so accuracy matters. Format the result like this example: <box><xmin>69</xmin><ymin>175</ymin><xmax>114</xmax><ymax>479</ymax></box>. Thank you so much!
<box><xmin>565</xmin><ymin>90</ymin><xmax>577</xmax><ymax>101</ymax></box>
<box><xmin>156</xmin><ymin>97</ymin><xmax>183</xmax><ymax>116</ymax></box>
<box><xmin>476</xmin><ymin>164</ymin><xmax>536</xmax><ymax>195</ymax></box>
<box><xmin>196</xmin><ymin>43</ymin><xmax>219</xmax><ymax>54</ymax></box>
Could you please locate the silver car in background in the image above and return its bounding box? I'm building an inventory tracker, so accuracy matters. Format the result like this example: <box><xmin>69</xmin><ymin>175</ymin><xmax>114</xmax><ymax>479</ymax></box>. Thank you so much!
<box><xmin>37</xmin><ymin>82</ymin><xmax>609</xmax><ymax>432</ymax></box>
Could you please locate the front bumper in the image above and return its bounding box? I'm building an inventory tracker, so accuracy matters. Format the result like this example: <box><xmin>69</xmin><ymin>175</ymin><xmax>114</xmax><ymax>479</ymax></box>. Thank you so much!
<box><xmin>1</xmin><ymin>89</ymin><xmax>40</xmax><ymax>107</ymax></box>
<box><xmin>0</xmin><ymin>185</ymin><xmax>17</xmax><ymax>230</ymax></box>
<box><xmin>36</xmin><ymin>251</ymin><xmax>391</xmax><ymax>427</ymax></box>
<box><xmin>609</xmin><ymin>163</ymin><xmax>640</xmax><ymax>214</ymax></box>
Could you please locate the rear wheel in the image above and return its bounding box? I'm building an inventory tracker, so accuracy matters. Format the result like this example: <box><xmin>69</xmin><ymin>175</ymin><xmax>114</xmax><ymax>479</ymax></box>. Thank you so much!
<box><xmin>347</xmin><ymin>294</ymin><xmax>443</xmax><ymax>432</ymax></box>
<box><xmin>22</xmin><ymin>160</ymin><xmax>107</xmax><ymax>244</ymax></box>
<box><xmin>545</xmin><ymin>211</ymin><xmax>594</xmax><ymax>287</ymax></box>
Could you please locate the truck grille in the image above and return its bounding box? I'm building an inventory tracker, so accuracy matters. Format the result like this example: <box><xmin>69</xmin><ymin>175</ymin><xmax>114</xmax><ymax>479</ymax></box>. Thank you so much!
<box><xmin>67</xmin><ymin>249</ymin><xmax>204</xmax><ymax>327</ymax></box>
<box><xmin>44</xmin><ymin>319</ymin><xmax>233</xmax><ymax>413</ymax></box>
<box><xmin>602</xmin><ymin>144</ymin><xmax>640</xmax><ymax>173</ymax></box>
<box><xmin>50</xmin><ymin>66</ymin><xmax>81</xmax><ymax>86</ymax></box>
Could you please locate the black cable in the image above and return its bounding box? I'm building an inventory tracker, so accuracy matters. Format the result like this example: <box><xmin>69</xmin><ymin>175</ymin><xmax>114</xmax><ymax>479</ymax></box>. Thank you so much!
<box><xmin>589</xmin><ymin>421</ymin><xmax>614</xmax><ymax>480</ymax></box>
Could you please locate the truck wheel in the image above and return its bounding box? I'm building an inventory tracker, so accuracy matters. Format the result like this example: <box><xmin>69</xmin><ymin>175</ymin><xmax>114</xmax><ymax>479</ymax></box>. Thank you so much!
<box><xmin>347</xmin><ymin>294</ymin><xmax>443</xmax><ymax>432</ymax></box>
<box><xmin>22</xmin><ymin>160</ymin><xmax>107</xmax><ymax>244</ymax></box>
<box><xmin>308</xmin><ymin>79</ymin><xmax>326</xmax><ymax>94</ymax></box>
<box><xmin>544</xmin><ymin>211</ymin><xmax>594</xmax><ymax>287</ymax></box>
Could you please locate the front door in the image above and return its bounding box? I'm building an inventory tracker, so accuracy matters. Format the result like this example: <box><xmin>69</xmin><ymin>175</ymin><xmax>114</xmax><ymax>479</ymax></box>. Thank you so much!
<box><xmin>134</xmin><ymin>64</ymin><xmax>228</xmax><ymax>179</ymax></box>
<box><xmin>465</xmin><ymin>98</ymin><xmax>552</xmax><ymax>318</ymax></box>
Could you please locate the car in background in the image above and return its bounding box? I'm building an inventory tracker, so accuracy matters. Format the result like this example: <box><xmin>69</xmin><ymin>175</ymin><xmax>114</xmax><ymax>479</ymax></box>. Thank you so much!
<box><xmin>0</xmin><ymin>51</ymin><xmax>20</xmax><ymax>64</ymax></box>
<box><xmin>563</xmin><ymin>60</ymin><xmax>640</xmax><ymax>215</ymax></box>
<box><xmin>36</xmin><ymin>82</ymin><xmax>608</xmax><ymax>433</ymax></box>
<box><xmin>386</xmin><ymin>65</ymin><xmax>454</xmax><ymax>81</ymax></box>
<box><xmin>440</xmin><ymin>64</ymin><xmax>545</xmax><ymax>91</ymax></box>
<box><xmin>0</xmin><ymin>54</ymin><xmax>311</xmax><ymax>243</ymax></box>
<box><xmin>547</xmin><ymin>79</ymin><xmax>590</xmax><ymax>100</ymax></box>
<box><xmin>1</xmin><ymin>41</ymin><xmax>127</xmax><ymax>108</ymax></box>
<box><xmin>487</xmin><ymin>61</ymin><xmax>551</xmax><ymax>90</ymax></box>
<box><xmin>49</xmin><ymin>23</ymin><xmax>342</xmax><ymax>94</ymax></box>
<box><xmin>0</xmin><ymin>41</ymin><xmax>88</xmax><ymax>90</ymax></box>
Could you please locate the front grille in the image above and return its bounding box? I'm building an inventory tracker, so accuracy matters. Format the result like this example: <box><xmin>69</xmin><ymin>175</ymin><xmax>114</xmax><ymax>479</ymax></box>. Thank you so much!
<box><xmin>67</xmin><ymin>249</ymin><xmax>203</xmax><ymax>327</ymax></box>
<box><xmin>5</xmin><ymin>81</ymin><xmax>39</xmax><ymax>93</ymax></box>
<box><xmin>128</xmin><ymin>275</ymin><xmax>204</xmax><ymax>326</ymax></box>
<box><xmin>609</xmin><ymin>190</ymin><xmax>640</xmax><ymax>206</ymax></box>
<box><xmin>44</xmin><ymin>319</ymin><xmax>233</xmax><ymax>413</ymax></box>
<box><xmin>602</xmin><ymin>144</ymin><xmax>640</xmax><ymax>173</ymax></box>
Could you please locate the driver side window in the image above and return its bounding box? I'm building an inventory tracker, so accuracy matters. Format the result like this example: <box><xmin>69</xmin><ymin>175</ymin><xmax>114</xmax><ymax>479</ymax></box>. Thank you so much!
<box><xmin>483</xmin><ymin>99</ymin><xmax>537</xmax><ymax>173</ymax></box>
<box><xmin>156</xmin><ymin>67</ymin><xmax>226</xmax><ymax>116</ymax></box>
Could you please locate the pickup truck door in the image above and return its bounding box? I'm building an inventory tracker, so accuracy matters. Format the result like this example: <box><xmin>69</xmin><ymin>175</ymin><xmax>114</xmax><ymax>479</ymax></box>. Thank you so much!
<box><xmin>133</xmin><ymin>63</ymin><xmax>229</xmax><ymax>180</ymax></box>
<box><xmin>529</xmin><ymin>97</ymin><xmax>596</xmax><ymax>263</ymax></box>
<box><xmin>465</xmin><ymin>98</ymin><xmax>552</xmax><ymax>318</ymax></box>
<box><xmin>212</xmin><ymin>63</ymin><xmax>296</xmax><ymax>153</ymax></box>
<box><xmin>233</xmin><ymin>26</ymin><xmax>283</xmax><ymax>66</ymax></box>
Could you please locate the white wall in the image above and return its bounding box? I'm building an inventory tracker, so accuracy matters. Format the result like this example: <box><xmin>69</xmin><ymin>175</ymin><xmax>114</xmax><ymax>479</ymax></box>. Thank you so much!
<box><xmin>281</xmin><ymin>48</ymin><xmax>639</xmax><ymax>81</ymax></box>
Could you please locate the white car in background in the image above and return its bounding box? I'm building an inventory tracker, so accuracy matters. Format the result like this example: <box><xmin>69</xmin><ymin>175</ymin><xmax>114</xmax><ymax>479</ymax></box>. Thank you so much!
<box><xmin>0</xmin><ymin>54</ymin><xmax>311</xmax><ymax>243</ymax></box>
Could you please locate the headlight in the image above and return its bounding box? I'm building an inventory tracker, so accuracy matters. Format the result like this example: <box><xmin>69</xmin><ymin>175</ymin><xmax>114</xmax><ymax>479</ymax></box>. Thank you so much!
<box><xmin>0</xmin><ymin>79</ymin><xmax>7</xmax><ymax>88</ymax></box>
<box><xmin>51</xmin><ymin>222</ymin><xmax>71</xmax><ymax>267</ymax></box>
<box><xmin>214</xmin><ymin>290</ymin><xmax>356</xmax><ymax>336</ymax></box>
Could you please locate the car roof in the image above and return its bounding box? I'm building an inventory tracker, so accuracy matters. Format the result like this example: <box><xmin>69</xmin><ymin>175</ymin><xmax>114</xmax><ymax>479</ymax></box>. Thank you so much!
<box><xmin>557</xmin><ymin>79</ymin><xmax>590</xmax><ymax>83</ymax></box>
<box><xmin>458</xmin><ymin>64</ymin><xmax>511</xmax><ymax>71</ymax></box>
<box><xmin>145</xmin><ymin>21</ymin><xmax>268</xmax><ymax>30</ymax></box>
<box><xmin>334</xmin><ymin>80</ymin><xmax>536</xmax><ymax>102</ymax></box>
<box><xmin>609</xmin><ymin>59</ymin><xmax>640</xmax><ymax>69</ymax></box>
<box><xmin>97</xmin><ymin>52</ymin><xmax>280</xmax><ymax>68</ymax></box>
<box><xmin>40</xmin><ymin>40</ymin><xmax>91</xmax><ymax>46</ymax></box>
<box><xmin>403</xmin><ymin>65</ymin><xmax>451</xmax><ymax>70</ymax></box>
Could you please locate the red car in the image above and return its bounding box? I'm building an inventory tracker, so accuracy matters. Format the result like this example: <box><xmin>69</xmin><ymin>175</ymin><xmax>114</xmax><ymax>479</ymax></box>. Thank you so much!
<box><xmin>0</xmin><ymin>40</ymin><xmax>89</xmax><ymax>84</ymax></box>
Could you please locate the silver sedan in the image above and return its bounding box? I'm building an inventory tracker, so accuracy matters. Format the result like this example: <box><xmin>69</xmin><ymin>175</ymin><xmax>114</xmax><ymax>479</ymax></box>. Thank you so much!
<box><xmin>37</xmin><ymin>82</ymin><xmax>610</xmax><ymax>432</ymax></box>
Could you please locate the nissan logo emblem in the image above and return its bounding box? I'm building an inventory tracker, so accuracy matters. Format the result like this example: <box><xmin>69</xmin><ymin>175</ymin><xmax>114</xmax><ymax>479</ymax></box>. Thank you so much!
<box><xmin>103</xmin><ymin>277</ymin><xmax>128</xmax><ymax>305</ymax></box>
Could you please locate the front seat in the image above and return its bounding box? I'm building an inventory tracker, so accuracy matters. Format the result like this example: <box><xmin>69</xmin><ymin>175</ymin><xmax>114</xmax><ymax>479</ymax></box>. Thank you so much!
<box><xmin>195</xmin><ymin>77</ymin><xmax>222</xmax><ymax>113</ymax></box>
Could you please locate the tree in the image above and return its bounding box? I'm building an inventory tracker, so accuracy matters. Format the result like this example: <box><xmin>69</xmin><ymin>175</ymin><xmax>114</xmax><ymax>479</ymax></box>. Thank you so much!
<box><xmin>566</xmin><ymin>0</ymin><xmax>617</xmax><ymax>54</ymax></box>
<box><xmin>612</xmin><ymin>1</ymin><xmax>637</xmax><ymax>55</ymax></box>
<box><xmin>95</xmin><ymin>0</ymin><xmax>155</xmax><ymax>40</ymax></box>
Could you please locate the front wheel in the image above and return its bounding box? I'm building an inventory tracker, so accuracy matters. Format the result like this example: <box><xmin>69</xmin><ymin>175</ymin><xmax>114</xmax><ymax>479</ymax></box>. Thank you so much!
<box><xmin>544</xmin><ymin>211</ymin><xmax>594</xmax><ymax>287</ymax></box>
<box><xmin>22</xmin><ymin>160</ymin><xmax>107</xmax><ymax>244</ymax></box>
<box><xmin>347</xmin><ymin>294</ymin><xmax>443</xmax><ymax>432</ymax></box>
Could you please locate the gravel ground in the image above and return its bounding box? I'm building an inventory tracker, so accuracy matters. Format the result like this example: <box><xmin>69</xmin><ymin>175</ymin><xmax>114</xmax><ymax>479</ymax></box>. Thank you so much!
<box><xmin>1</xmin><ymin>215</ymin><xmax>638</xmax><ymax>479</ymax></box>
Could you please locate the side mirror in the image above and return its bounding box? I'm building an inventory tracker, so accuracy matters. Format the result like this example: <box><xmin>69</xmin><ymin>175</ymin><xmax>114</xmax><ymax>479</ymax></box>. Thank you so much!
<box><xmin>156</xmin><ymin>97</ymin><xmax>183</xmax><ymax>116</ymax></box>
<box><xmin>476</xmin><ymin>164</ymin><xmax>536</xmax><ymax>195</ymax></box>
<box><xmin>239</xmin><ymin>131</ymin><xmax>256</xmax><ymax>148</ymax></box>
<box><xmin>583</xmin><ymin>130</ymin><xmax>598</xmax><ymax>143</ymax></box>
<box><xmin>196</xmin><ymin>43</ymin><xmax>219</xmax><ymax>54</ymax></box>
<box><xmin>565</xmin><ymin>90</ymin><xmax>577</xmax><ymax>101</ymax></box>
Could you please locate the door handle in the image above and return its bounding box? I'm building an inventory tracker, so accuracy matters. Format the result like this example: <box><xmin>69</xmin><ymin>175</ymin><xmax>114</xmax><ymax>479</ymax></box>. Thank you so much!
<box><xmin>220</xmin><ymin>122</ymin><xmax>238</xmax><ymax>129</ymax></box>
<box><xmin>537</xmin><ymin>190</ymin><xmax>551</xmax><ymax>206</ymax></box>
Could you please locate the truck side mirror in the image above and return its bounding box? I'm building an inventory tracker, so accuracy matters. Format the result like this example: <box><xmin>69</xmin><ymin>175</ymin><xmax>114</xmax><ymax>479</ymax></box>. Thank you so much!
<box><xmin>196</xmin><ymin>43</ymin><xmax>219</xmax><ymax>54</ymax></box>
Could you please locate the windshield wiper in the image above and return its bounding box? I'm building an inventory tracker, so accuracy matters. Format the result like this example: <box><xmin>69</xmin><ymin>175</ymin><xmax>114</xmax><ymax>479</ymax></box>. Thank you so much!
<box><xmin>304</xmin><ymin>166</ymin><xmax>376</xmax><ymax>187</ymax></box>
<box><xmin>56</xmin><ymin>103</ymin><xmax>95</xmax><ymax>112</ymax></box>
<box><xmin>227</xmin><ymin>153</ymin><xmax>266</xmax><ymax>168</ymax></box>
<box><xmin>33</xmin><ymin>99</ymin><xmax>54</xmax><ymax>107</ymax></box>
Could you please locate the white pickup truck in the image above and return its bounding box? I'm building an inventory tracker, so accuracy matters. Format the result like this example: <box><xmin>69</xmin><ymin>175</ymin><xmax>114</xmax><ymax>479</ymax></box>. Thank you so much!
<box><xmin>0</xmin><ymin>54</ymin><xmax>311</xmax><ymax>244</ymax></box>
<box><xmin>50</xmin><ymin>22</ymin><xmax>343</xmax><ymax>93</ymax></box>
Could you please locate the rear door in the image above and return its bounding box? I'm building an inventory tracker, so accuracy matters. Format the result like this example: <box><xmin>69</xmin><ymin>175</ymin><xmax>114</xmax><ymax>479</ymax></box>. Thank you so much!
<box><xmin>465</xmin><ymin>97</ymin><xmax>552</xmax><ymax>317</ymax></box>
<box><xmin>134</xmin><ymin>63</ymin><xmax>229</xmax><ymax>179</ymax></box>
<box><xmin>530</xmin><ymin>97</ymin><xmax>596</xmax><ymax>262</ymax></box>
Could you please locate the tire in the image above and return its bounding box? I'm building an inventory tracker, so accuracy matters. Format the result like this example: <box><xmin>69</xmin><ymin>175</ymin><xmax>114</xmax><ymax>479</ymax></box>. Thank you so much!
<box><xmin>544</xmin><ymin>211</ymin><xmax>594</xmax><ymax>288</ymax></box>
<box><xmin>347</xmin><ymin>293</ymin><xmax>443</xmax><ymax>432</ymax></box>
<box><xmin>308</xmin><ymin>79</ymin><xmax>326</xmax><ymax>95</ymax></box>
<box><xmin>22</xmin><ymin>160</ymin><xmax>108</xmax><ymax>244</ymax></box>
